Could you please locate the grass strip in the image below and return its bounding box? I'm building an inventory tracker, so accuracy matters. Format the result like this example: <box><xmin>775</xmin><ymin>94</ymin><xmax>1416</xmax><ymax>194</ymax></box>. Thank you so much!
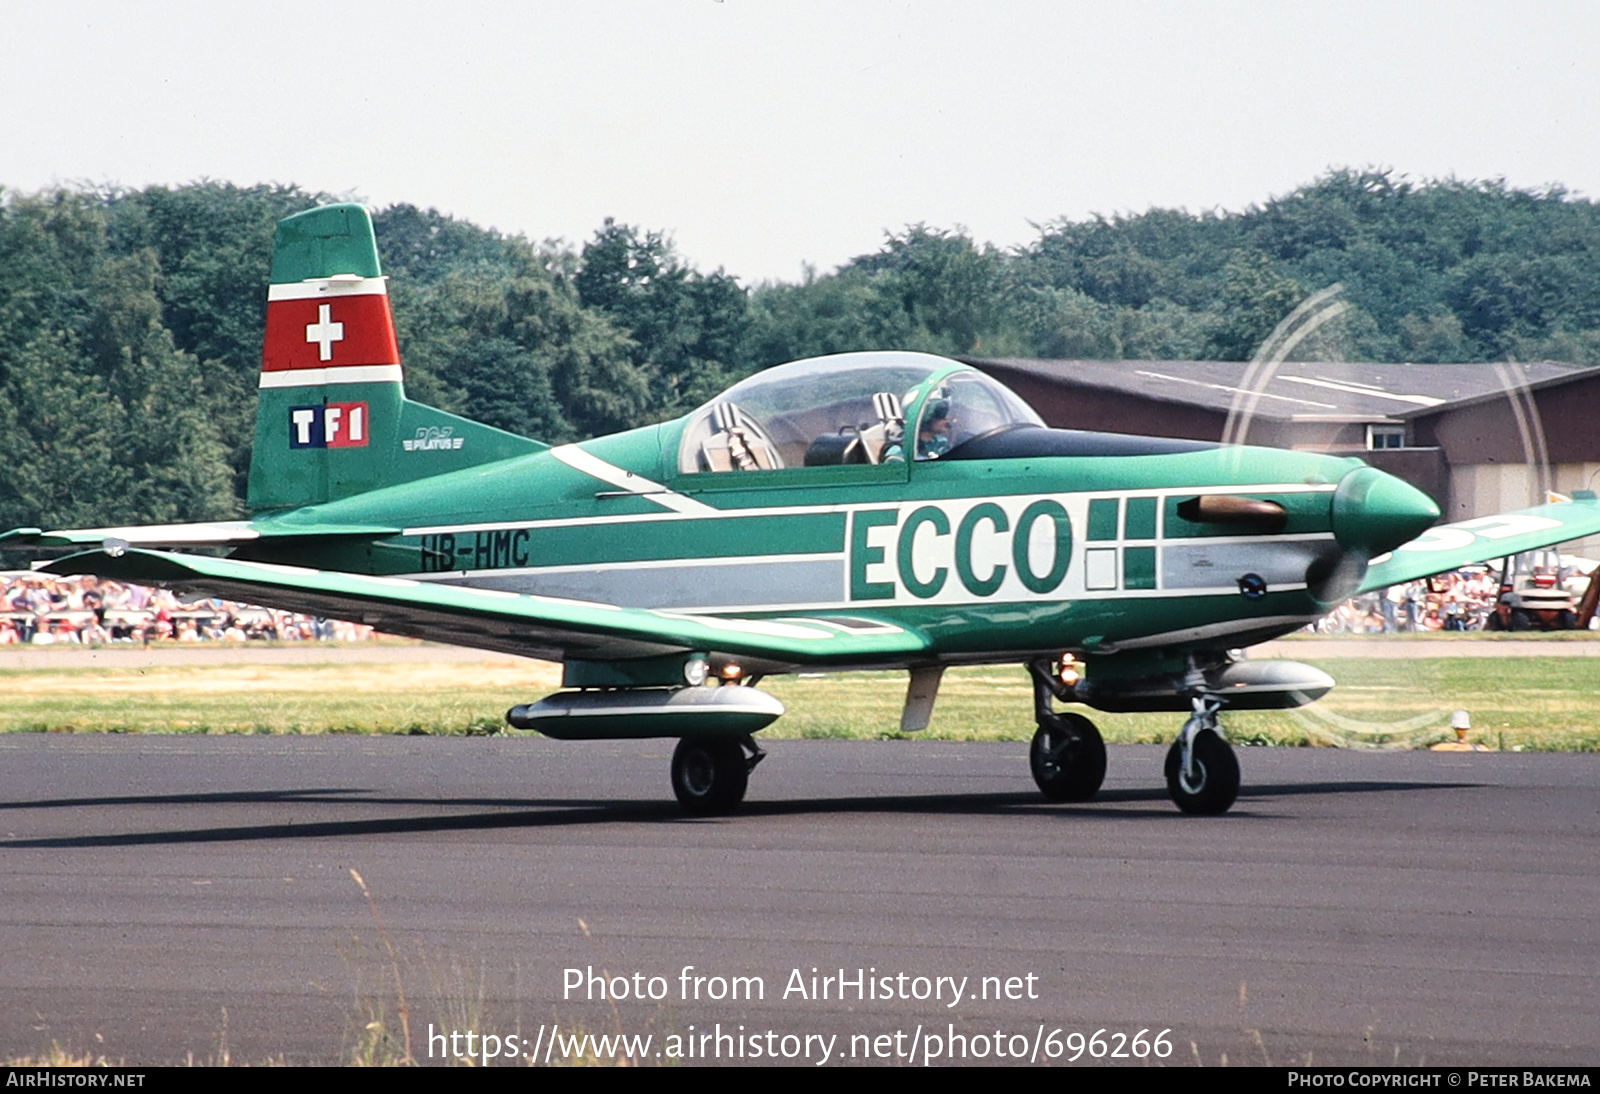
<box><xmin>0</xmin><ymin>657</ymin><xmax>1595</xmax><ymax>750</ymax></box>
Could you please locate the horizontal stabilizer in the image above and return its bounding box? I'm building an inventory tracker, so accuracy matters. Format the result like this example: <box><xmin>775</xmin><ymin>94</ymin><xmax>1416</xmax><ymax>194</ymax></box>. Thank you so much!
<box><xmin>42</xmin><ymin>548</ymin><xmax>932</xmax><ymax>668</ymax></box>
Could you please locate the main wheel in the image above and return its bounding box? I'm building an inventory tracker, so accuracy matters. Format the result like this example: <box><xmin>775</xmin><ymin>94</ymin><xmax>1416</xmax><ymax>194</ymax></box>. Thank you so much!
<box><xmin>1030</xmin><ymin>712</ymin><xmax>1107</xmax><ymax>802</ymax></box>
<box><xmin>1163</xmin><ymin>730</ymin><xmax>1239</xmax><ymax>815</ymax></box>
<box><xmin>671</xmin><ymin>737</ymin><xmax>749</xmax><ymax>815</ymax></box>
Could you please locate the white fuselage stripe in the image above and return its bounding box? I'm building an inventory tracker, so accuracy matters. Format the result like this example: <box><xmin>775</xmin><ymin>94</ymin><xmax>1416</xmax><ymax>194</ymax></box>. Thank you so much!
<box><xmin>549</xmin><ymin>445</ymin><xmax>717</xmax><ymax>515</ymax></box>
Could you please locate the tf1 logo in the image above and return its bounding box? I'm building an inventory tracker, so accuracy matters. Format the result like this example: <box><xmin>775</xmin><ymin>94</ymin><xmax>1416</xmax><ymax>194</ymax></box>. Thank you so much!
<box><xmin>289</xmin><ymin>402</ymin><xmax>369</xmax><ymax>449</ymax></box>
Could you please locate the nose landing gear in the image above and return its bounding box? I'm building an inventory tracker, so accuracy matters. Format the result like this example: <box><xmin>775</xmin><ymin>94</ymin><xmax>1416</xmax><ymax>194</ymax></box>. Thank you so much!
<box><xmin>1163</xmin><ymin>696</ymin><xmax>1239</xmax><ymax>815</ymax></box>
<box><xmin>1026</xmin><ymin>657</ymin><xmax>1242</xmax><ymax>815</ymax></box>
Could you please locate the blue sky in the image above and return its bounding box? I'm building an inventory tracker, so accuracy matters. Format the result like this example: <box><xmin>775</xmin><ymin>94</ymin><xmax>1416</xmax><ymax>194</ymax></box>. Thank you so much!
<box><xmin>6</xmin><ymin>1</ymin><xmax>1598</xmax><ymax>282</ymax></box>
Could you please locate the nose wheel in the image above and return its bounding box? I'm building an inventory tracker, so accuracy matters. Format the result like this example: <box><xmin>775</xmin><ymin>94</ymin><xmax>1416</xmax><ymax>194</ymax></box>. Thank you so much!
<box><xmin>1164</xmin><ymin>697</ymin><xmax>1239</xmax><ymax>814</ymax></box>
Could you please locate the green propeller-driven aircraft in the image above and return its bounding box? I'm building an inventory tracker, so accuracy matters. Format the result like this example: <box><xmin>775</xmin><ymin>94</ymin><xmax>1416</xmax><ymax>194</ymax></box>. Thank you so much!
<box><xmin>8</xmin><ymin>205</ymin><xmax>1599</xmax><ymax>815</ymax></box>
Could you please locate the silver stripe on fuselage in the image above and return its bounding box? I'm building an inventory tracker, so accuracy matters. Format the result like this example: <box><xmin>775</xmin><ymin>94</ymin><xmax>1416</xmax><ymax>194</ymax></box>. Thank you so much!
<box><xmin>423</xmin><ymin>557</ymin><xmax>845</xmax><ymax>610</ymax></box>
<box><xmin>413</xmin><ymin>565</ymin><xmax>1306</xmax><ymax>614</ymax></box>
<box><xmin>1161</xmin><ymin>538</ymin><xmax>1336</xmax><ymax>590</ymax></box>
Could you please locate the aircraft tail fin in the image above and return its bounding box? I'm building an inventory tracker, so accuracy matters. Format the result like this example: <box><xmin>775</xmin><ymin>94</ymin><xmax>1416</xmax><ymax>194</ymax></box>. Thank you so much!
<box><xmin>247</xmin><ymin>204</ymin><xmax>544</xmax><ymax>513</ymax></box>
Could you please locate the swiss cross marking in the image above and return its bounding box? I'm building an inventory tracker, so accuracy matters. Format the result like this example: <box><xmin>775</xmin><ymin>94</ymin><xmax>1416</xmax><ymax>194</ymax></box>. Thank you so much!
<box><xmin>304</xmin><ymin>303</ymin><xmax>345</xmax><ymax>361</ymax></box>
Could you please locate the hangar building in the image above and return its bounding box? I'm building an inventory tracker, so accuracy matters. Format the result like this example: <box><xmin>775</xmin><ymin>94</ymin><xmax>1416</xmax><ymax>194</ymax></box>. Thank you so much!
<box><xmin>966</xmin><ymin>356</ymin><xmax>1600</xmax><ymax>554</ymax></box>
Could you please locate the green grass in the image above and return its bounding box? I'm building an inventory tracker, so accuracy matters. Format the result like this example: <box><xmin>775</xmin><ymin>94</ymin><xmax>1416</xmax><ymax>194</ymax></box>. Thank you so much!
<box><xmin>1</xmin><ymin>657</ymin><xmax>1596</xmax><ymax>751</ymax></box>
<box><xmin>0</xmin><ymin>660</ymin><xmax>556</xmax><ymax>737</ymax></box>
<box><xmin>762</xmin><ymin>658</ymin><xmax>1600</xmax><ymax>751</ymax></box>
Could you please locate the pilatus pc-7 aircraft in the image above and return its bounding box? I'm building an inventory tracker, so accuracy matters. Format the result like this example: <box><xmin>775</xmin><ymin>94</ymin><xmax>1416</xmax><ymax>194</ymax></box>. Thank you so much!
<box><xmin>8</xmin><ymin>205</ymin><xmax>1599</xmax><ymax>815</ymax></box>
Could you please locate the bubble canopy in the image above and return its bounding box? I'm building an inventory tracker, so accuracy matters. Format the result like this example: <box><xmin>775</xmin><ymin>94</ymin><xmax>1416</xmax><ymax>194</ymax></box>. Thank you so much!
<box><xmin>676</xmin><ymin>352</ymin><xmax>1044</xmax><ymax>473</ymax></box>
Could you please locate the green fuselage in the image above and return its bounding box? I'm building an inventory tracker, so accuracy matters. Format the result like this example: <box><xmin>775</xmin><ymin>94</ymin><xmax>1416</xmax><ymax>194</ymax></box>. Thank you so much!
<box><xmin>238</xmin><ymin>414</ymin><xmax>1385</xmax><ymax>671</ymax></box>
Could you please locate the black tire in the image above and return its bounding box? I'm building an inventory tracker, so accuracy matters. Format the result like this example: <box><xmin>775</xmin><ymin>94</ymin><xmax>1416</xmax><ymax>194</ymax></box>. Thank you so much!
<box><xmin>671</xmin><ymin>737</ymin><xmax>748</xmax><ymax>816</ymax></box>
<box><xmin>1510</xmin><ymin>608</ymin><xmax>1533</xmax><ymax>631</ymax></box>
<box><xmin>1030</xmin><ymin>712</ymin><xmax>1107</xmax><ymax>802</ymax></box>
<box><xmin>1163</xmin><ymin>730</ymin><xmax>1240</xmax><ymax>815</ymax></box>
<box><xmin>1558</xmin><ymin>609</ymin><xmax>1578</xmax><ymax>630</ymax></box>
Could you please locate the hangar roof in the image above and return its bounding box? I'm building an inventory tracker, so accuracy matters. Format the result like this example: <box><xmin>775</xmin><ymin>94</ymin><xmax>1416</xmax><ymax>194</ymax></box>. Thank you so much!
<box><xmin>967</xmin><ymin>357</ymin><xmax>1589</xmax><ymax>422</ymax></box>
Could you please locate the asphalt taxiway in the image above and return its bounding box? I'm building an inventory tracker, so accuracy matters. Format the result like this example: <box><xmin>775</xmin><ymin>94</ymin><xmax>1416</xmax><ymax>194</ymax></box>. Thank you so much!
<box><xmin>0</xmin><ymin>735</ymin><xmax>1595</xmax><ymax>1066</ymax></box>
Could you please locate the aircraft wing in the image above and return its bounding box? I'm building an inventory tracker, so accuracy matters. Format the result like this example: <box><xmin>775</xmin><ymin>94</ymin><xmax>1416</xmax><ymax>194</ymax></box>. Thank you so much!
<box><xmin>1356</xmin><ymin>497</ymin><xmax>1600</xmax><ymax>593</ymax></box>
<box><xmin>0</xmin><ymin>521</ymin><xmax>399</xmax><ymax>549</ymax></box>
<box><xmin>41</xmin><ymin>548</ymin><xmax>930</xmax><ymax>669</ymax></box>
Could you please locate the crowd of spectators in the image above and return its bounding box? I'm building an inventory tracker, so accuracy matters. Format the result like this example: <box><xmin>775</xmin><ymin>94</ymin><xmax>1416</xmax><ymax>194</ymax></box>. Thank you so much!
<box><xmin>1312</xmin><ymin>564</ymin><xmax>1595</xmax><ymax>633</ymax></box>
<box><xmin>1313</xmin><ymin>570</ymin><xmax>1497</xmax><ymax>633</ymax></box>
<box><xmin>0</xmin><ymin>572</ymin><xmax>375</xmax><ymax>645</ymax></box>
<box><xmin>2</xmin><ymin>565</ymin><xmax>1593</xmax><ymax>647</ymax></box>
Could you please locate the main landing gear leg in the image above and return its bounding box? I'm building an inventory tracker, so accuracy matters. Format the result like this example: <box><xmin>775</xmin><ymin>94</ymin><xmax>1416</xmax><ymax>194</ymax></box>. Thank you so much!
<box><xmin>671</xmin><ymin>735</ymin><xmax>764</xmax><ymax>816</ymax></box>
<box><xmin>1163</xmin><ymin>695</ymin><xmax>1239</xmax><ymax>815</ymax></box>
<box><xmin>1025</xmin><ymin>659</ymin><xmax>1106</xmax><ymax>803</ymax></box>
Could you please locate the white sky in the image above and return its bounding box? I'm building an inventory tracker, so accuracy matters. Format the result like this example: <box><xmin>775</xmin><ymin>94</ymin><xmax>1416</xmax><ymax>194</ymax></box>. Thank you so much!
<box><xmin>5</xmin><ymin>1</ymin><xmax>1599</xmax><ymax>284</ymax></box>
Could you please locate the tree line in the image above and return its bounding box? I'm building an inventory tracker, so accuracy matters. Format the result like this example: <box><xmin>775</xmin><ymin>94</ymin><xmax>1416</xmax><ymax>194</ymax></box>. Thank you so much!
<box><xmin>2</xmin><ymin>169</ymin><xmax>1598</xmax><ymax>529</ymax></box>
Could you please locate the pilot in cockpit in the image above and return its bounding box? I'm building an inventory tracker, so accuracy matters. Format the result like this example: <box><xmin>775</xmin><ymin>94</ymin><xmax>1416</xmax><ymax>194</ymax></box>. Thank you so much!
<box><xmin>916</xmin><ymin>392</ymin><xmax>954</xmax><ymax>460</ymax></box>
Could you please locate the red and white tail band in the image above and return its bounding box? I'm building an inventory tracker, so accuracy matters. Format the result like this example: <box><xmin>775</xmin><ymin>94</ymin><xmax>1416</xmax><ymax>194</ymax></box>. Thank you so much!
<box><xmin>260</xmin><ymin>276</ymin><xmax>403</xmax><ymax>389</ymax></box>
